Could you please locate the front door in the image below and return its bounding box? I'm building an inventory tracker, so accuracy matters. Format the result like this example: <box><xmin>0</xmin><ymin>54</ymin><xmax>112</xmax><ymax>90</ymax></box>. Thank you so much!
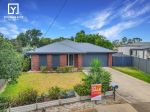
<box><xmin>67</xmin><ymin>54</ymin><xmax>74</xmax><ymax>66</ymax></box>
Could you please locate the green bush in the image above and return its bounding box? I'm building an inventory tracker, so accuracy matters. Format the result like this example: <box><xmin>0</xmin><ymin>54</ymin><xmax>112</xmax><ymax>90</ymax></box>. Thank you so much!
<box><xmin>0</xmin><ymin>37</ymin><xmax>22</xmax><ymax>82</ymax></box>
<box><xmin>74</xmin><ymin>84</ymin><xmax>90</xmax><ymax>96</ymax></box>
<box><xmin>48</xmin><ymin>87</ymin><xmax>61</xmax><ymax>100</ymax></box>
<box><xmin>40</xmin><ymin>66</ymin><xmax>48</xmax><ymax>73</ymax></box>
<box><xmin>74</xmin><ymin>59</ymin><xmax>111</xmax><ymax>96</ymax></box>
<box><xmin>12</xmin><ymin>88</ymin><xmax>38</xmax><ymax>106</ymax></box>
<box><xmin>22</xmin><ymin>57</ymin><xmax>30</xmax><ymax>72</ymax></box>
<box><xmin>56</xmin><ymin>66</ymin><xmax>74</xmax><ymax>73</ymax></box>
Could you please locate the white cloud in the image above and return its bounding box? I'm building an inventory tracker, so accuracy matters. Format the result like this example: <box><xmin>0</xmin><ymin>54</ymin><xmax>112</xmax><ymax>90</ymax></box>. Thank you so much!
<box><xmin>82</xmin><ymin>10</ymin><xmax>111</xmax><ymax>30</ymax></box>
<box><xmin>98</xmin><ymin>20</ymin><xmax>141</xmax><ymax>39</ymax></box>
<box><xmin>0</xmin><ymin>23</ymin><xmax>27</xmax><ymax>38</ymax></box>
<box><xmin>121</xmin><ymin>1</ymin><xmax>150</xmax><ymax>18</ymax></box>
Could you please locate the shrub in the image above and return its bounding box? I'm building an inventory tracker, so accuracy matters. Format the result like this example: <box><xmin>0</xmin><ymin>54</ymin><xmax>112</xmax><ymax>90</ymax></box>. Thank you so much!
<box><xmin>22</xmin><ymin>57</ymin><xmax>30</xmax><ymax>72</ymax></box>
<box><xmin>0</xmin><ymin>97</ymin><xmax>10</xmax><ymax>111</ymax></box>
<box><xmin>40</xmin><ymin>66</ymin><xmax>48</xmax><ymax>73</ymax></box>
<box><xmin>75</xmin><ymin>59</ymin><xmax>111</xmax><ymax>96</ymax></box>
<box><xmin>74</xmin><ymin>84</ymin><xmax>90</xmax><ymax>96</ymax></box>
<box><xmin>78</xmin><ymin>67</ymin><xmax>83</xmax><ymax>71</ymax></box>
<box><xmin>12</xmin><ymin>88</ymin><xmax>38</xmax><ymax>106</ymax></box>
<box><xmin>0</xmin><ymin>37</ymin><xmax>22</xmax><ymax>82</ymax></box>
<box><xmin>0</xmin><ymin>97</ymin><xmax>10</xmax><ymax>103</ymax></box>
<box><xmin>56</xmin><ymin>66</ymin><xmax>74</xmax><ymax>73</ymax></box>
<box><xmin>48</xmin><ymin>87</ymin><xmax>61</xmax><ymax>100</ymax></box>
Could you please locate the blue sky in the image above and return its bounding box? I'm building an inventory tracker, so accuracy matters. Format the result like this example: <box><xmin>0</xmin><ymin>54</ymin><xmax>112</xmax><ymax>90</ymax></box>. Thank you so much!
<box><xmin>0</xmin><ymin>0</ymin><xmax>150</xmax><ymax>41</ymax></box>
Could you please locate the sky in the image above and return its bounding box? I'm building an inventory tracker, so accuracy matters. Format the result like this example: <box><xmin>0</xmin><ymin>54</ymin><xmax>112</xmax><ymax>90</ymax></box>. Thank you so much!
<box><xmin>0</xmin><ymin>0</ymin><xmax>150</xmax><ymax>41</ymax></box>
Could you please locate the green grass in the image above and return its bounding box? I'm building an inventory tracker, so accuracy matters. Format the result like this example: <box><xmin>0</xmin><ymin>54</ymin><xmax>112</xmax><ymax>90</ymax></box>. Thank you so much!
<box><xmin>0</xmin><ymin>72</ymin><xmax>85</xmax><ymax>98</ymax></box>
<box><xmin>112</xmin><ymin>67</ymin><xmax>150</xmax><ymax>83</ymax></box>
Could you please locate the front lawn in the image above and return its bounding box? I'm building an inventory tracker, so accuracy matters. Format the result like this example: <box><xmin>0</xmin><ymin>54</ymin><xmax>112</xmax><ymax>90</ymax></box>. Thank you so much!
<box><xmin>0</xmin><ymin>72</ymin><xmax>84</xmax><ymax>98</ymax></box>
<box><xmin>112</xmin><ymin>67</ymin><xmax>150</xmax><ymax>83</ymax></box>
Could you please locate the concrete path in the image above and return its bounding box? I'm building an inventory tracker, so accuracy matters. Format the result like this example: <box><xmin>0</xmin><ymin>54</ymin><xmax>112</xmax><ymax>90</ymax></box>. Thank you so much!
<box><xmin>96</xmin><ymin>104</ymin><xmax>137</xmax><ymax>112</ymax></box>
<box><xmin>131</xmin><ymin>102</ymin><xmax>150</xmax><ymax>112</ymax></box>
<box><xmin>104</xmin><ymin>67</ymin><xmax>150</xmax><ymax>103</ymax></box>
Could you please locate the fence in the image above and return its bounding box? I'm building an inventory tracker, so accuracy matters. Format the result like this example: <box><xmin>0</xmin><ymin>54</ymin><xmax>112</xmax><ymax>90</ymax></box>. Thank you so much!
<box><xmin>112</xmin><ymin>54</ymin><xmax>133</xmax><ymax>66</ymax></box>
<box><xmin>112</xmin><ymin>53</ymin><xmax>150</xmax><ymax>74</ymax></box>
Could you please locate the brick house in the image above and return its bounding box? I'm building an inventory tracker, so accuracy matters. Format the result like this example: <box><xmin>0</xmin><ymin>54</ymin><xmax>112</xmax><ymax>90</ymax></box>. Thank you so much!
<box><xmin>28</xmin><ymin>40</ymin><xmax>115</xmax><ymax>71</ymax></box>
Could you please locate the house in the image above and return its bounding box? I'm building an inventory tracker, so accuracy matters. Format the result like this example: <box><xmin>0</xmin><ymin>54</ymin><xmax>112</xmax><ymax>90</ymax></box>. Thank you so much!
<box><xmin>28</xmin><ymin>40</ymin><xmax>115</xmax><ymax>71</ymax></box>
<box><xmin>118</xmin><ymin>42</ymin><xmax>150</xmax><ymax>59</ymax></box>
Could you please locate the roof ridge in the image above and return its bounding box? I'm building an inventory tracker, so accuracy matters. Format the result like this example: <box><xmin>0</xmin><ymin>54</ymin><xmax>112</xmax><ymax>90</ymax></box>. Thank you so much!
<box><xmin>59</xmin><ymin>41</ymin><xmax>84</xmax><ymax>52</ymax></box>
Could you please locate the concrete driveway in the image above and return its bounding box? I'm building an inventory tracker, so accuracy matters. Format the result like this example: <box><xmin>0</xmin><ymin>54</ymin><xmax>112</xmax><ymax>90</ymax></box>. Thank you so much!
<box><xmin>104</xmin><ymin>67</ymin><xmax>150</xmax><ymax>103</ymax></box>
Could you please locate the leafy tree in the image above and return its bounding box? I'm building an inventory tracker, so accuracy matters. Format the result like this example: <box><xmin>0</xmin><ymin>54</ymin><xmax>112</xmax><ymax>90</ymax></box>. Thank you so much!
<box><xmin>132</xmin><ymin>38</ymin><xmax>142</xmax><ymax>43</ymax></box>
<box><xmin>75</xmin><ymin>30</ymin><xmax>113</xmax><ymax>49</ymax></box>
<box><xmin>16</xmin><ymin>33</ymin><xmax>27</xmax><ymax>47</ymax></box>
<box><xmin>39</xmin><ymin>37</ymin><xmax>52</xmax><ymax>46</ymax></box>
<box><xmin>0</xmin><ymin>37</ymin><xmax>22</xmax><ymax>82</ymax></box>
<box><xmin>112</xmin><ymin>40</ymin><xmax>120</xmax><ymax>48</ymax></box>
<box><xmin>25</xmin><ymin>29</ymin><xmax>42</xmax><ymax>47</ymax></box>
<box><xmin>122</xmin><ymin>37</ymin><xmax>128</xmax><ymax>44</ymax></box>
<box><xmin>10</xmin><ymin>39</ymin><xmax>23</xmax><ymax>52</ymax></box>
<box><xmin>16</xmin><ymin>29</ymin><xmax>42</xmax><ymax>47</ymax></box>
<box><xmin>127</xmin><ymin>39</ymin><xmax>133</xmax><ymax>44</ymax></box>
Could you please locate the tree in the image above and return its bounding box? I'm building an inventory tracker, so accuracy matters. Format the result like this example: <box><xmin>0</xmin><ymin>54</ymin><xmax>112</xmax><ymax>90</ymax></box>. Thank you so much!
<box><xmin>16</xmin><ymin>29</ymin><xmax>42</xmax><ymax>47</ymax></box>
<box><xmin>25</xmin><ymin>29</ymin><xmax>42</xmax><ymax>47</ymax></box>
<box><xmin>112</xmin><ymin>40</ymin><xmax>120</xmax><ymax>48</ymax></box>
<box><xmin>132</xmin><ymin>38</ymin><xmax>142</xmax><ymax>43</ymax></box>
<box><xmin>122</xmin><ymin>37</ymin><xmax>128</xmax><ymax>44</ymax></box>
<box><xmin>0</xmin><ymin>37</ymin><xmax>22</xmax><ymax>82</ymax></box>
<box><xmin>39</xmin><ymin>37</ymin><xmax>52</xmax><ymax>47</ymax></box>
<box><xmin>127</xmin><ymin>39</ymin><xmax>133</xmax><ymax>44</ymax></box>
<box><xmin>75</xmin><ymin>30</ymin><xmax>113</xmax><ymax>49</ymax></box>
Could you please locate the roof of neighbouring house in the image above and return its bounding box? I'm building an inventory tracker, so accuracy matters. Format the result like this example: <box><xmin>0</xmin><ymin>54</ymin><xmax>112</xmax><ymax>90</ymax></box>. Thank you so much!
<box><xmin>131</xmin><ymin>46</ymin><xmax>150</xmax><ymax>50</ymax></box>
<box><xmin>120</xmin><ymin>42</ymin><xmax>150</xmax><ymax>47</ymax></box>
<box><xmin>27</xmin><ymin>40</ymin><xmax>115</xmax><ymax>54</ymax></box>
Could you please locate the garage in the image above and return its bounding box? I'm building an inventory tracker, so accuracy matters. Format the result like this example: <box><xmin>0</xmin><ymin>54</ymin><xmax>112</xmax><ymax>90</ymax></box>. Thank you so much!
<box><xmin>82</xmin><ymin>53</ymin><xmax>108</xmax><ymax>67</ymax></box>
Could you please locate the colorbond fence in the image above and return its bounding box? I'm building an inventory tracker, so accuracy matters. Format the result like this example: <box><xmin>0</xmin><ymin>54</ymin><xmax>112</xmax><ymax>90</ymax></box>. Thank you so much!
<box><xmin>112</xmin><ymin>53</ymin><xmax>150</xmax><ymax>74</ymax></box>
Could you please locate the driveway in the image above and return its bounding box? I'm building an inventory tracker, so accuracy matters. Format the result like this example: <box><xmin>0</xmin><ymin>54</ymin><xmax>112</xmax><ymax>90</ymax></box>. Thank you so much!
<box><xmin>104</xmin><ymin>67</ymin><xmax>150</xmax><ymax>103</ymax></box>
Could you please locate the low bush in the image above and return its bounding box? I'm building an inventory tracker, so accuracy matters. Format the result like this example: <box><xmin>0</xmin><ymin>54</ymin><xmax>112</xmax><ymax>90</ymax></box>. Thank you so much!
<box><xmin>74</xmin><ymin>59</ymin><xmax>111</xmax><ymax>96</ymax></box>
<box><xmin>12</xmin><ymin>88</ymin><xmax>38</xmax><ymax>106</ymax></box>
<box><xmin>74</xmin><ymin>84</ymin><xmax>90</xmax><ymax>96</ymax></box>
<box><xmin>48</xmin><ymin>87</ymin><xmax>61</xmax><ymax>100</ymax></box>
<box><xmin>56</xmin><ymin>66</ymin><xmax>74</xmax><ymax>73</ymax></box>
<box><xmin>40</xmin><ymin>66</ymin><xmax>48</xmax><ymax>73</ymax></box>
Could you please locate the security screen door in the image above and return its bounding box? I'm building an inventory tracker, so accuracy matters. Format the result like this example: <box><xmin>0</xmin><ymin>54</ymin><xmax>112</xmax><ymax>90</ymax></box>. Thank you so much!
<box><xmin>67</xmin><ymin>54</ymin><xmax>74</xmax><ymax>66</ymax></box>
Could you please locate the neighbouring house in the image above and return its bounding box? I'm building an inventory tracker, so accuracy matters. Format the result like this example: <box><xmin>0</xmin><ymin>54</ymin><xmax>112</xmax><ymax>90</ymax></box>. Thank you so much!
<box><xmin>118</xmin><ymin>42</ymin><xmax>150</xmax><ymax>59</ymax></box>
<box><xmin>28</xmin><ymin>40</ymin><xmax>115</xmax><ymax>71</ymax></box>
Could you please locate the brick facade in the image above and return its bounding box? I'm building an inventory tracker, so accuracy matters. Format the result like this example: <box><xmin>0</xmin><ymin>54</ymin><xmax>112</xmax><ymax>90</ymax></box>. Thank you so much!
<box><xmin>74</xmin><ymin>54</ymin><xmax>82</xmax><ymax>68</ymax></box>
<box><xmin>108</xmin><ymin>53</ymin><xmax>112</xmax><ymax>67</ymax></box>
<box><xmin>60</xmin><ymin>54</ymin><xmax>67</xmax><ymax>66</ymax></box>
<box><xmin>31</xmin><ymin>54</ymin><xmax>39</xmax><ymax>71</ymax></box>
<box><xmin>47</xmin><ymin>54</ymin><xmax>52</xmax><ymax>70</ymax></box>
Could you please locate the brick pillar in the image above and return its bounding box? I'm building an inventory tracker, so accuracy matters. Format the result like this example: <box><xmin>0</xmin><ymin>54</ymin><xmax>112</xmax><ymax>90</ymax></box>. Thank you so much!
<box><xmin>74</xmin><ymin>54</ymin><xmax>78</xmax><ymax>67</ymax></box>
<box><xmin>47</xmin><ymin>54</ymin><xmax>52</xmax><ymax>70</ymax></box>
<box><xmin>74</xmin><ymin>54</ymin><xmax>82</xmax><ymax>68</ymax></box>
<box><xmin>60</xmin><ymin>54</ymin><xmax>67</xmax><ymax>66</ymax></box>
<box><xmin>108</xmin><ymin>53</ymin><xmax>112</xmax><ymax>67</ymax></box>
<box><xmin>31</xmin><ymin>54</ymin><xmax>39</xmax><ymax>71</ymax></box>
